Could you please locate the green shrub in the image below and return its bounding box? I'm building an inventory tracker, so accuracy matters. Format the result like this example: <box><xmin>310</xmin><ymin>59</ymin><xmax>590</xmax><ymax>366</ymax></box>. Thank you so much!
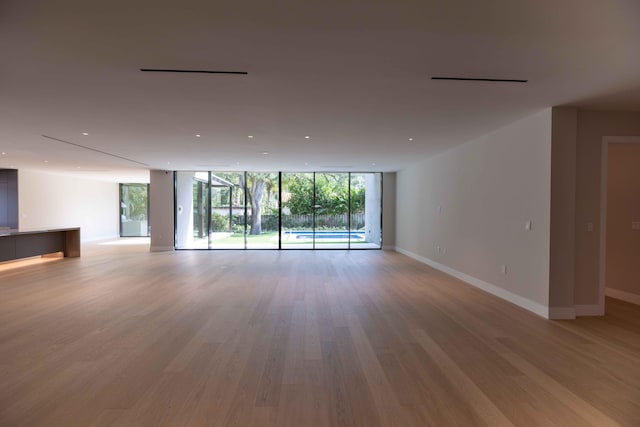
<box><xmin>210</xmin><ymin>212</ymin><xmax>229</xmax><ymax>232</ymax></box>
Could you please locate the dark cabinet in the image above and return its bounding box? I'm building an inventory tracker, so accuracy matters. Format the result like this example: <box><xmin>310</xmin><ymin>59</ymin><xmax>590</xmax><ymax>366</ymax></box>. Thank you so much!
<box><xmin>0</xmin><ymin>169</ymin><xmax>18</xmax><ymax>229</ymax></box>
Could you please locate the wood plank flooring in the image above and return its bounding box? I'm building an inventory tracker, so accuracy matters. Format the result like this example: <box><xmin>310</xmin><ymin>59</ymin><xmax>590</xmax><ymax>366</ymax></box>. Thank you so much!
<box><xmin>0</xmin><ymin>240</ymin><xmax>639</xmax><ymax>426</ymax></box>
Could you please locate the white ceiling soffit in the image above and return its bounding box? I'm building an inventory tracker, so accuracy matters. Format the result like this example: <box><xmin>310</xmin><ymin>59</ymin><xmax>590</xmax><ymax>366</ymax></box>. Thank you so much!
<box><xmin>1</xmin><ymin>0</ymin><xmax>639</xmax><ymax>182</ymax></box>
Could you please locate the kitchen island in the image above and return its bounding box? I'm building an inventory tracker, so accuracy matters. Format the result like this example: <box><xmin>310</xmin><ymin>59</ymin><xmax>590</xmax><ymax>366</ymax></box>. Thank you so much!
<box><xmin>0</xmin><ymin>228</ymin><xmax>80</xmax><ymax>262</ymax></box>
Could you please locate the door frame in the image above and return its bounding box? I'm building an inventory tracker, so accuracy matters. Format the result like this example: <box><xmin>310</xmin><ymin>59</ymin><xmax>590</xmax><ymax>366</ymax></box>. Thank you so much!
<box><xmin>599</xmin><ymin>136</ymin><xmax>640</xmax><ymax>312</ymax></box>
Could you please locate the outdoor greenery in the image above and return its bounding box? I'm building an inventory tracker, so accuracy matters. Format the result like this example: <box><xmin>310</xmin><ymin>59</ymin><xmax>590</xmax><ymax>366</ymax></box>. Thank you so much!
<box><xmin>206</xmin><ymin>172</ymin><xmax>279</xmax><ymax>235</ymax></box>
<box><xmin>120</xmin><ymin>184</ymin><xmax>148</xmax><ymax>220</ymax></box>
<box><xmin>194</xmin><ymin>172</ymin><xmax>369</xmax><ymax>237</ymax></box>
<box><xmin>210</xmin><ymin>212</ymin><xmax>228</xmax><ymax>232</ymax></box>
<box><xmin>284</xmin><ymin>173</ymin><xmax>365</xmax><ymax>215</ymax></box>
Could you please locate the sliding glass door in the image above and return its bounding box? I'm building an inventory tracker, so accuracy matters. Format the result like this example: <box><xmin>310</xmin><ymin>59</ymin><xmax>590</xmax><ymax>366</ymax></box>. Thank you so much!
<box><xmin>209</xmin><ymin>172</ymin><xmax>245</xmax><ymax>249</ymax></box>
<box><xmin>350</xmin><ymin>173</ymin><xmax>381</xmax><ymax>248</ymax></box>
<box><xmin>175</xmin><ymin>171</ymin><xmax>382</xmax><ymax>250</ymax></box>
<box><xmin>314</xmin><ymin>173</ymin><xmax>349</xmax><ymax>249</ymax></box>
<box><xmin>281</xmin><ymin>173</ymin><xmax>314</xmax><ymax>249</ymax></box>
<box><xmin>245</xmin><ymin>172</ymin><xmax>280</xmax><ymax>249</ymax></box>
<box><xmin>175</xmin><ymin>172</ymin><xmax>207</xmax><ymax>249</ymax></box>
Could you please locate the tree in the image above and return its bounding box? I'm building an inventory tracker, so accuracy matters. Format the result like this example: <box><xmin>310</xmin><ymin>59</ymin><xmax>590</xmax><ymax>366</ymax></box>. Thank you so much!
<box><xmin>248</xmin><ymin>175</ymin><xmax>266</xmax><ymax>235</ymax></box>
<box><xmin>241</xmin><ymin>172</ymin><xmax>278</xmax><ymax>235</ymax></box>
<box><xmin>285</xmin><ymin>173</ymin><xmax>357</xmax><ymax>215</ymax></box>
<box><xmin>285</xmin><ymin>174</ymin><xmax>315</xmax><ymax>214</ymax></box>
<box><xmin>121</xmin><ymin>184</ymin><xmax>148</xmax><ymax>220</ymax></box>
<box><xmin>203</xmin><ymin>172</ymin><xmax>364</xmax><ymax>235</ymax></box>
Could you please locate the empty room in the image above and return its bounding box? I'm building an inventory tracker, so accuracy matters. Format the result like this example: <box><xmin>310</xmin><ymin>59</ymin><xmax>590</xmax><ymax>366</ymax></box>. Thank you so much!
<box><xmin>1</xmin><ymin>1</ymin><xmax>640</xmax><ymax>426</ymax></box>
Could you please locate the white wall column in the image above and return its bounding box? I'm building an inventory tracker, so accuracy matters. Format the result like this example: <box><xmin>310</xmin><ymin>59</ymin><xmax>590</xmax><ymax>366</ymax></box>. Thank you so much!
<box><xmin>149</xmin><ymin>170</ymin><xmax>175</xmax><ymax>251</ymax></box>
<box><xmin>364</xmin><ymin>173</ymin><xmax>382</xmax><ymax>245</ymax></box>
<box><xmin>175</xmin><ymin>172</ymin><xmax>195</xmax><ymax>249</ymax></box>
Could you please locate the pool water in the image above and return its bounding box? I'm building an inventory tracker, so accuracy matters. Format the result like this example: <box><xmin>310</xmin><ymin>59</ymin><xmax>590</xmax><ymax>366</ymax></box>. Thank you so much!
<box><xmin>284</xmin><ymin>230</ymin><xmax>365</xmax><ymax>240</ymax></box>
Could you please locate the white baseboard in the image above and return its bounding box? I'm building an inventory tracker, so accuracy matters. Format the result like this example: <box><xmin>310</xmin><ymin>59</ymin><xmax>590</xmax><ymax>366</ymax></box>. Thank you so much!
<box><xmin>548</xmin><ymin>307</ymin><xmax>576</xmax><ymax>320</ymax></box>
<box><xmin>606</xmin><ymin>288</ymin><xmax>640</xmax><ymax>306</ymax></box>
<box><xmin>574</xmin><ymin>304</ymin><xmax>604</xmax><ymax>316</ymax></box>
<box><xmin>395</xmin><ymin>247</ymin><xmax>549</xmax><ymax>319</ymax></box>
<box><xmin>150</xmin><ymin>246</ymin><xmax>174</xmax><ymax>252</ymax></box>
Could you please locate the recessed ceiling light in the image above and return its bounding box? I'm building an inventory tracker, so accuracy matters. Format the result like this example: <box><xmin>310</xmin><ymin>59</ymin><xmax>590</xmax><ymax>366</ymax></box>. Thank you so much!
<box><xmin>261</xmin><ymin>151</ymin><xmax>270</xmax><ymax>155</ymax></box>
<box><xmin>371</xmin><ymin>162</ymin><xmax>376</xmax><ymax>166</ymax></box>
<box><xmin>76</xmin><ymin>166</ymin><xmax>81</xmax><ymax>169</ymax></box>
<box><xmin>408</xmin><ymin>137</ymin><xmax>413</xmax><ymax>142</ymax></box>
<box><xmin>304</xmin><ymin>136</ymin><xmax>310</xmax><ymax>139</ymax></box>
<box><xmin>195</xmin><ymin>134</ymin><xmax>201</xmax><ymax>138</ymax></box>
<box><xmin>304</xmin><ymin>162</ymin><xmax>308</xmax><ymax>166</ymax></box>
<box><xmin>248</xmin><ymin>135</ymin><xmax>254</xmax><ymax>139</ymax></box>
<box><xmin>82</xmin><ymin>132</ymin><xmax>89</xmax><ymax>136</ymax></box>
<box><xmin>1</xmin><ymin>152</ymin><xmax>5</xmax><ymax>155</ymax></box>
<box><xmin>44</xmin><ymin>160</ymin><xmax>48</xmax><ymax>163</ymax></box>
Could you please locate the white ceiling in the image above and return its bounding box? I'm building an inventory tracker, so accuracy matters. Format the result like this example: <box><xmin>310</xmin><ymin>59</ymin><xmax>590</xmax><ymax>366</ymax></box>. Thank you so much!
<box><xmin>1</xmin><ymin>0</ymin><xmax>640</xmax><ymax>182</ymax></box>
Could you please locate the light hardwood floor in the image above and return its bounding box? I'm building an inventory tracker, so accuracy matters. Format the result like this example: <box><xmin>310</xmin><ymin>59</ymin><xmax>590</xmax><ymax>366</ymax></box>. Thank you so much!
<box><xmin>1</xmin><ymin>240</ymin><xmax>639</xmax><ymax>426</ymax></box>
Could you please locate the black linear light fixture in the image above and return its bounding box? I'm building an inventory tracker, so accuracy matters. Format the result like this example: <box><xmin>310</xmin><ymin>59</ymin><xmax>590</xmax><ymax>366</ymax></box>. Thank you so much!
<box><xmin>431</xmin><ymin>76</ymin><xmax>528</xmax><ymax>83</ymax></box>
<box><xmin>140</xmin><ymin>68</ymin><xmax>248</xmax><ymax>75</ymax></box>
<box><xmin>42</xmin><ymin>135</ymin><xmax>149</xmax><ymax>166</ymax></box>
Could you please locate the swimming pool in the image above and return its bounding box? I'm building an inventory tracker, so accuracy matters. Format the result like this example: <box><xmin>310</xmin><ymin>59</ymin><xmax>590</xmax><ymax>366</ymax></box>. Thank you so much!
<box><xmin>283</xmin><ymin>230</ymin><xmax>365</xmax><ymax>240</ymax></box>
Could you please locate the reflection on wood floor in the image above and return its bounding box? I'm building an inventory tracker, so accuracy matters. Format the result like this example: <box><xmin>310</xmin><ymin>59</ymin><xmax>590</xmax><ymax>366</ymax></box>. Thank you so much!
<box><xmin>0</xmin><ymin>240</ymin><xmax>638</xmax><ymax>426</ymax></box>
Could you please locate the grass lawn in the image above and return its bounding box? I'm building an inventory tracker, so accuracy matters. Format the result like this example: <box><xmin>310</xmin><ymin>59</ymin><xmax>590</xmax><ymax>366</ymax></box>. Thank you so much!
<box><xmin>208</xmin><ymin>231</ymin><xmax>369</xmax><ymax>245</ymax></box>
<box><xmin>209</xmin><ymin>232</ymin><xmax>277</xmax><ymax>245</ymax></box>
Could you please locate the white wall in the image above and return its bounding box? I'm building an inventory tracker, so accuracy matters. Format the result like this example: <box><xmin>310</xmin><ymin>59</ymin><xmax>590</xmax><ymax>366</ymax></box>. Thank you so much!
<box><xmin>396</xmin><ymin>109</ymin><xmax>552</xmax><ymax>317</ymax></box>
<box><xmin>605</xmin><ymin>143</ymin><xmax>640</xmax><ymax>305</ymax></box>
<box><xmin>573</xmin><ymin>111</ymin><xmax>640</xmax><ymax>308</ymax></box>
<box><xmin>549</xmin><ymin>107</ymin><xmax>578</xmax><ymax>318</ymax></box>
<box><xmin>18</xmin><ymin>170</ymin><xmax>119</xmax><ymax>242</ymax></box>
<box><xmin>175</xmin><ymin>171</ymin><xmax>194</xmax><ymax>249</ymax></box>
<box><xmin>364</xmin><ymin>173</ymin><xmax>382</xmax><ymax>245</ymax></box>
<box><xmin>149</xmin><ymin>169</ymin><xmax>175</xmax><ymax>251</ymax></box>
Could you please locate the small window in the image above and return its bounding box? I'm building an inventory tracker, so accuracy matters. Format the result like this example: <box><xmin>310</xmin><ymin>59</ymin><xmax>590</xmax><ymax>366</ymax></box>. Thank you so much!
<box><xmin>120</xmin><ymin>183</ymin><xmax>150</xmax><ymax>237</ymax></box>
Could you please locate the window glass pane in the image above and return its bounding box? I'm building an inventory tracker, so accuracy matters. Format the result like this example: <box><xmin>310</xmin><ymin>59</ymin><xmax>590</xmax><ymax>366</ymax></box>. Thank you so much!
<box><xmin>350</xmin><ymin>173</ymin><xmax>381</xmax><ymax>248</ymax></box>
<box><xmin>314</xmin><ymin>173</ymin><xmax>349</xmax><ymax>249</ymax></box>
<box><xmin>281</xmin><ymin>173</ymin><xmax>314</xmax><ymax>249</ymax></box>
<box><xmin>175</xmin><ymin>171</ymin><xmax>208</xmax><ymax>249</ymax></box>
<box><xmin>175</xmin><ymin>170</ymin><xmax>382</xmax><ymax>250</ymax></box>
<box><xmin>120</xmin><ymin>183</ymin><xmax>149</xmax><ymax>237</ymax></box>
<box><xmin>246</xmin><ymin>172</ymin><xmax>279</xmax><ymax>249</ymax></box>
<box><xmin>209</xmin><ymin>172</ymin><xmax>246</xmax><ymax>249</ymax></box>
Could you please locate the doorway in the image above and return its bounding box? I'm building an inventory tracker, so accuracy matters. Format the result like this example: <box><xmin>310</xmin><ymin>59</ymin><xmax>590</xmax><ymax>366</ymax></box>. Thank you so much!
<box><xmin>600</xmin><ymin>137</ymin><xmax>640</xmax><ymax>310</ymax></box>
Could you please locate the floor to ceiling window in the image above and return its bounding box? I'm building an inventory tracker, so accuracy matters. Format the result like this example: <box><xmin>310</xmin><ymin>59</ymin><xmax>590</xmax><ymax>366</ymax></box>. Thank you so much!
<box><xmin>175</xmin><ymin>172</ymin><xmax>207</xmax><ymax>249</ymax></box>
<box><xmin>119</xmin><ymin>183</ymin><xmax>149</xmax><ymax>237</ymax></box>
<box><xmin>351</xmin><ymin>173</ymin><xmax>382</xmax><ymax>248</ymax></box>
<box><xmin>245</xmin><ymin>172</ymin><xmax>280</xmax><ymax>249</ymax></box>
<box><xmin>209</xmin><ymin>172</ymin><xmax>245</xmax><ymax>249</ymax></box>
<box><xmin>175</xmin><ymin>171</ymin><xmax>382</xmax><ymax>249</ymax></box>
<box><xmin>313</xmin><ymin>173</ymin><xmax>350</xmax><ymax>249</ymax></box>
<box><xmin>281</xmin><ymin>172</ymin><xmax>314</xmax><ymax>249</ymax></box>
